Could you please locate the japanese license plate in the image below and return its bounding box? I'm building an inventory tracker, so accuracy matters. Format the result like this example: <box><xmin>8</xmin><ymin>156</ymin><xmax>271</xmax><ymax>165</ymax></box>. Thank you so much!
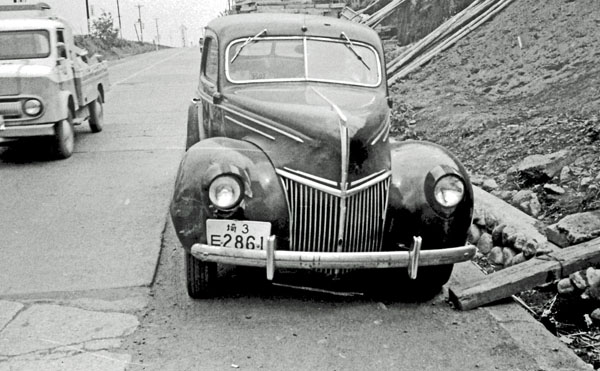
<box><xmin>206</xmin><ymin>219</ymin><xmax>271</xmax><ymax>250</ymax></box>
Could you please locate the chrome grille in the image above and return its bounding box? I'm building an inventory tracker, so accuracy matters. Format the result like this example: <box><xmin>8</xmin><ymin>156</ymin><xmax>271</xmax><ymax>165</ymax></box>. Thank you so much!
<box><xmin>0</xmin><ymin>101</ymin><xmax>23</xmax><ymax>119</ymax></box>
<box><xmin>280</xmin><ymin>174</ymin><xmax>390</xmax><ymax>253</ymax></box>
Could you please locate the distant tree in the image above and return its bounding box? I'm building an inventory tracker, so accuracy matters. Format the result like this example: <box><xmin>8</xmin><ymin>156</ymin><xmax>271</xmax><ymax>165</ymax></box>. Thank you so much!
<box><xmin>91</xmin><ymin>11</ymin><xmax>120</xmax><ymax>47</ymax></box>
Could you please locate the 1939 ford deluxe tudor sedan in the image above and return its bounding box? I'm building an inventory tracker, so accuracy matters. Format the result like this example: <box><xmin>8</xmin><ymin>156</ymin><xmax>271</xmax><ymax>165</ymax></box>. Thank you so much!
<box><xmin>170</xmin><ymin>13</ymin><xmax>477</xmax><ymax>298</ymax></box>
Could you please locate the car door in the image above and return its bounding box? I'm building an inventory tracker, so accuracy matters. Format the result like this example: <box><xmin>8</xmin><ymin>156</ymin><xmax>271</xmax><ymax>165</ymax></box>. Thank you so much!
<box><xmin>199</xmin><ymin>35</ymin><xmax>223</xmax><ymax>138</ymax></box>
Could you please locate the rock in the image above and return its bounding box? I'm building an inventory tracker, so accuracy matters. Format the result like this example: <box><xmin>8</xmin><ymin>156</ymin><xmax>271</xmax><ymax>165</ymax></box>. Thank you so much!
<box><xmin>512</xmin><ymin>233</ymin><xmax>528</xmax><ymax>252</ymax></box>
<box><xmin>580</xmin><ymin>177</ymin><xmax>593</xmax><ymax>189</ymax></box>
<box><xmin>528</xmin><ymin>195</ymin><xmax>542</xmax><ymax>217</ymax></box>
<box><xmin>484</xmin><ymin>212</ymin><xmax>499</xmax><ymax>231</ymax></box>
<box><xmin>470</xmin><ymin>175</ymin><xmax>484</xmax><ymax>186</ymax></box>
<box><xmin>570</xmin><ymin>271</ymin><xmax>589</xmax><ymax>290</ymax></box>
<box><xmin>586</xmin><ymin>267</ymin><xmax>600</xmax><ymax>289</ymax></box>
<box><xmin>557</xmin><ymin>278</ymin><xmax>575</xmax><ymax>294</ymax></box>
<box><xmin>512</xmin><ymin>252</ymin><xmax>526</xmax><ymax>265</ymax></box>
<box><xmin>547</xmin><ymin>210</ymin><xmax>600</xmax><ymax>247</ymax></box>
<box><xmin>477</xmin><ymin>233</ymin><xmax>493</xmax><ymax>255</ymax></box>
<box><xmin>543</xmin><ymin>183</ymin><xmax>565</xmax><ymax>195</ymax></box>
<box><xmin>467</xmin><ymin>224</ymin><xmax>482</xmax><ymax>245</ymax></box>
<box><xmin>523</xmin><ymin>239</ymin><xmax>538</xmax><ymax>258</ymax></box>
<box><xmin>591</xmin><ymin>308</ymin><xmax>600</xmax><ymax>322</ymax></box>
<box><xmin>588</xmin><ymin>286</ymin><xmax>600</xmax><ymax>301</ymax></box>
<box><xmin>491</xmin><ymin>224</ymin><xmax>506</xmax><ymax>246</ymax></box>
<box><xmin>473</xmin><ymin>210</ymin><xmax>486</xmax><ymax>228</ymax></box>
<box><xmin>512</xmin><ymin>150</ymin><xmax>573</xmax><ymax>185</ymax></box>
<box><xmin>502</xmin><ymin>225</ymin><xmax>518</xmax><ymax>247</ymax></box>
<box><xmin>491</xmin><ymin>190</ymin><xmax>516</xmax><ymax>201</ymax></box>
<box><xmin>559</xmin><ymin>166</ymin><xmax>573</xmax><ymax>184</ymax></box>
<box><xmin>488</xmin><ymin>246</ymin><xmax>504</xmax><ymax>265</ymax></box>
<box><xmin>512</xmin><ymin>189</ymin><xmax>534</xmax><ymax>205</ymax></box>
<box><xmin>502</xmin><ymin>247</ymin><xmax>517</xmax><ymax>266</ymax></box>
<box><xmin>482</xmin><ymin>178</ymin><xmax>499</xmax><ymax>191</ymax></box>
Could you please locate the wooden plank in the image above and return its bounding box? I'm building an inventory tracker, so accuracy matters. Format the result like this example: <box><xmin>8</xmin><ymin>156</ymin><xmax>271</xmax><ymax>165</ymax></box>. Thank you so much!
<box><xmin>449</xmin><ymin>237</ymin><xmax>600</xmax><ymax>310</ymax></box>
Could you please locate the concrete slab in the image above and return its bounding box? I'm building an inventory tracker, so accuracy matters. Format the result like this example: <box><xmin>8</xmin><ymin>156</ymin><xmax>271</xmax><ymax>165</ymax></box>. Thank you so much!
<box><xmin>0</xmin><ymin>301</ymin><xmax>23</xmax><ymax>330</ymax></box>
<box><xmin>0</xmin><ymin>304</ymin><xmax>138</xmax><ymax>357</ymax></box>
<box><xmin>0</xmin><ymin>351</ymin><xmax>132</xmax><ymax>371</ymax></box>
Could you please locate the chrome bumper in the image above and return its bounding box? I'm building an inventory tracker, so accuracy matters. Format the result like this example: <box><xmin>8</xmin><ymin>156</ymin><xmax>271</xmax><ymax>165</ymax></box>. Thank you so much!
<box><xmin>0</xmin><ymin>122</ymin><xmax>55</xmax><ymax>138</ymax></box>
<box><xmin>190</xmin><ymin>236</ymin><xmax>476</xmax><ymax>280</ymax></box>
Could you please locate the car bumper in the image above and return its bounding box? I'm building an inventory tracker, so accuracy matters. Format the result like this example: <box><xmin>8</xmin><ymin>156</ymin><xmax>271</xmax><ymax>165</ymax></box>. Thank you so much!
<box><xmin>0</xmin><ymin>122</ymin><xmax>55</xmax><ymax>138</ymax></box>
<box><xmin>190</xmin><ymin>236</ymin><xmax>476</xmax><ymax>280</ymax></box>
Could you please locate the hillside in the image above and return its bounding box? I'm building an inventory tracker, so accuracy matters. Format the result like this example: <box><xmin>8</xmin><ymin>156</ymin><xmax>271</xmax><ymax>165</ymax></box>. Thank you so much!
<box><xmin>390</xmin><ymin>0</ymin><xmax>600</xmax><ymax>224</ymax></box>
<box><xmin>74</xmin><ymin>35</ymin><xmax>168</xmax><ymax>61</ymax></box>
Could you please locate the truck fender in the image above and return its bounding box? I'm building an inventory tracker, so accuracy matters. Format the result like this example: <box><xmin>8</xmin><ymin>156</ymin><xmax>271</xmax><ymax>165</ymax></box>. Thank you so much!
<box><xmin>56</xmin><ymin>91</ymin><xmax>74</xmax><ymax>119</ymax></box>
<box><xmin>171</xmin><ymin>137</ymin><xmax>288</xmax><ymax>250</ymax></box>
<box><xmin>385</xmin><ymin>140</ymin><xmax>473</xmax><ymax>250</ymax></box>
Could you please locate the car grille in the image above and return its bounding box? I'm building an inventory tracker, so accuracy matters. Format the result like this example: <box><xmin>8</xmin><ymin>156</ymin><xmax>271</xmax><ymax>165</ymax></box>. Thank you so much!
<box><xmin>0</xmin><ymin>101</ymin><xmax>23</xmax><ymax>119</ymax></box>
<box><xmin>279</xmin><ymin>173</ymin><xmax>390</xmax><ymax>253</ymax></box>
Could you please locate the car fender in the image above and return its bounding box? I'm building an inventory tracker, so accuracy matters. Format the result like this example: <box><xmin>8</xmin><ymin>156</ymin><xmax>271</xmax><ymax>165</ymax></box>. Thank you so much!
<box><xmin>170</xmin><ymin>137</ymin><xmax>289</xmax><ymax>250</ymax></box>
<box><xmin>385</xmin><ymin>140</ymin><xmax>473</xmax><ymax>250</ymax></box>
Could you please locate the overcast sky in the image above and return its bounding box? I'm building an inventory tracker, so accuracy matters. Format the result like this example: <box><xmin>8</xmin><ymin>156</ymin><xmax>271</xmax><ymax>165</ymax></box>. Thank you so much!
<box><xmin>0</xmin><ymin>0</ymin><xmax>229</xmax><ymax>46</ymax></box>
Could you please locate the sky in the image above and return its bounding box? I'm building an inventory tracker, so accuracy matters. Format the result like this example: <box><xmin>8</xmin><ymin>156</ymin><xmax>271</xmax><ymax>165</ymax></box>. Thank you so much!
<box><xmin>0</xmin><ymin>0</ymin><xmax>229</xmax><ymax>46</ymax></box>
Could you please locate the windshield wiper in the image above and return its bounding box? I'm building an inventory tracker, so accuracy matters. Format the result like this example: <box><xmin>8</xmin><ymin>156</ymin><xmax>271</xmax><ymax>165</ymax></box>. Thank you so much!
<box><xmin>230</xmin><ymin>29</ymin><xmax>267</xmax><ymax>64</ymax></box>
<box><xmin>340</xmin><ymin>32</ymin><xmax>370</xmax><ymax>71</ymax></box>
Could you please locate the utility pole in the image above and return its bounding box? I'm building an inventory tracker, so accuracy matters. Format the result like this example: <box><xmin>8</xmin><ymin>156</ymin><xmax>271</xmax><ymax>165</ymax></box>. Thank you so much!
<box><xmin>154</xmin><ymin>18</ymin><xmax>160</xmax><ymax>50</ymax></box>
<box><xmin>116</xmin><ymin>0</ymin><xmax>123</xmax><ymax>38</ymax></box>
<box><xmin>136</xmin><ymin>4</ymin><xmax>144</xmax><ymax>43</ymax></box>
<box><xmin>85</xmin><ymin>0</ymin><xmax>91</xmax><ymax>34</ymax></box>
<box><xmin>180</xmin><ymin>24</ymin><xmax>187</xmax><ymax>48</ymax></box>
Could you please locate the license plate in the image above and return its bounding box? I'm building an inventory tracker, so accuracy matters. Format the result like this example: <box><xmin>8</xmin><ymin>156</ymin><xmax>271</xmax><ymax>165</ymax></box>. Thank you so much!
<box><xmin>206</xmin><ymin>219</ymin><xmax>271</xmax><ymax>250</ymax></box>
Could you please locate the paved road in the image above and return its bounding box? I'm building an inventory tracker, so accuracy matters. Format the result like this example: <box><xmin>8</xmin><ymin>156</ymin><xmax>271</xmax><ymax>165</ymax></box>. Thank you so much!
<box><xmin>0</xmin><ymin>48</ymin><xmax>192</xmax><ymax>296</ymax></box>
<box><xmin>0</xmin><ymin>48</ymin><xmax>592</xmax><ymax>371</ymax></box>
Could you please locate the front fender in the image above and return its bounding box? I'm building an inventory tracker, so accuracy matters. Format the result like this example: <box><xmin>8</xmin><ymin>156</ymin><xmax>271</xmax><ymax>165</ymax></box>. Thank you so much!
<box><xmin>385</xmin><ymin>140</ymin><xmax>473</xmax><ymax>251</ymax></box>
<box><xmin>170</xmin><ymin>137</ymin><xmax>288</xmax><ymax>250</ymax></box>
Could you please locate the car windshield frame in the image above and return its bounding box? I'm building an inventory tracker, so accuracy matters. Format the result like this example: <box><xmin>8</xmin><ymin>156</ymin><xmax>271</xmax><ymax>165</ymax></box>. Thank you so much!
<box><xmin>0</xmin><ymin>29</ymin><xmax>51</xmax><ymax>60</ymax></box>
<box><xmin>225</xmin><ymin>36</ymin><xmax>382</xmax><ymax>87</ymax></box>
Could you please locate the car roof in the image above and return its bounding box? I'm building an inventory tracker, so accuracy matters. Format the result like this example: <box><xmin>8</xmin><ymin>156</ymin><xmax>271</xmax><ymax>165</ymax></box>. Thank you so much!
<box><xmin>207</xmin><ymin>13</ymin><xmax>382</xmax><ymax>48</ymax></box>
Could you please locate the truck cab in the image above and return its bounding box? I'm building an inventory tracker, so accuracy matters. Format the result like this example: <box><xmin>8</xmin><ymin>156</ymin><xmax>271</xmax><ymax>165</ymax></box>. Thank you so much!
<box><xmin>0</xmin><ymin>2</ymin><xmax>109</xmax><ymax>159</ymax></box>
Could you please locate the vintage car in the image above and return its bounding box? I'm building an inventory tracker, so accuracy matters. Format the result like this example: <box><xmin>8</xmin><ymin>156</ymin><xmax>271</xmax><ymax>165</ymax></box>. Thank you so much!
<box><xmin>170</xmin><ymin>13</ymin><xmax>476</xmax><ymax>298</ymax></box>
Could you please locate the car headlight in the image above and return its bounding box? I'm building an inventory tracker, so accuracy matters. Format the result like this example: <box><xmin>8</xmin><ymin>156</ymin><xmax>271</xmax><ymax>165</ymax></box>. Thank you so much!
<box><xmin>433</xmin><ymin>175</ymin><xmax>465</xmax><ymax>208</ymax></box>
<box><xmin>208</xmin><ymin>175</ymin><xmax>243</xmax><ymax>210</ymax></box>
<box><xmin>23</xmin><ymin>99</ymin><xmax>42</xmax><ymax>116</ymax></box>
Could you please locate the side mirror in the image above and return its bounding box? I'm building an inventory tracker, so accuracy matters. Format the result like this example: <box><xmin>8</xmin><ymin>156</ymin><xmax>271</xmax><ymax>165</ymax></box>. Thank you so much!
<box><xmin>56</xmin><ymin>42</ymin><xmax>67</xmax><ymax>59</ymax></box>
<box><xmin>387</xmin><ymin>97</ymin><xmax>394</xmax><ymax>109</ymax></box>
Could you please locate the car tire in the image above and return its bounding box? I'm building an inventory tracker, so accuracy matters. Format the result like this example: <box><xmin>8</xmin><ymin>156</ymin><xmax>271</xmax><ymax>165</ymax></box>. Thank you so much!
<box><xmin>53</xmin><ymin>111</ymin><xmax>75</xmax><ymax>159</ymax></box>
<box><xmin>88</xmin><ymin>95</ymin><xmax>104</xmax><ymax>133</ymax></box>
<box><xmin>185</xmin><ymin>250</ymin><xmax>217</xmax><ymax>298</ymax></box>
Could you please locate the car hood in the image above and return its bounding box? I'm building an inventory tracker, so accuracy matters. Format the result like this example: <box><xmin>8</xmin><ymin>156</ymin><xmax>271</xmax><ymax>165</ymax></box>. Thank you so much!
<box><xmin>222</xmin><ymin>83</ymin><xmax>391</xmax><ymax>184</ymax></box>
<box><xmin>0</xmin><ymin>62</ymin><xmax>54</xmax><ymax>96</ymax></box>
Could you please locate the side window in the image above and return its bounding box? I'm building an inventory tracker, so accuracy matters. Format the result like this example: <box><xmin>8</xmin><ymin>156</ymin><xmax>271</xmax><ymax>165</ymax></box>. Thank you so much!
<box><xmin>203</xmin><ymin>37</ymin><xmax>218</xmax><ymax>82</ymax></box>
<box><xmin>56</xmin><ymin>29</ymin><xmax>67</xmax><ymax>59</ymax></box>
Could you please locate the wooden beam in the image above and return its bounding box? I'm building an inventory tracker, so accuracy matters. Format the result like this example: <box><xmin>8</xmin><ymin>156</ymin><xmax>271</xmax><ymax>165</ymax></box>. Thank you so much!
<box><xmin>449</xmin><ymin>236</ymin><xmax>600</xmax><ymax>310</ymax></box>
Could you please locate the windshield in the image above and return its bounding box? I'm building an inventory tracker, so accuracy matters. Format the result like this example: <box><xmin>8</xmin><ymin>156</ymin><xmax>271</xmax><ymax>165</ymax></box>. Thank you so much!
<box><xmin>227</xmin><ymin>37</ymin><xmax>380</xmax><ymax>86</ymax></box>
<box><xmin>0</xmin><ymin>30</ymin><xmax>51</xmax><ymax>60</ymax></box>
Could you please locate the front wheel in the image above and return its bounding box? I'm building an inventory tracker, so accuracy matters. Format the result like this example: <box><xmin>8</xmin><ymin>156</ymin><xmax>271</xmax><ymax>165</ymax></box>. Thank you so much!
<box><xmin>53</xmin><ymin>112</ymin><xmax>74</xmax><ymax>159</ymax></box>
<box><xmin>88</xmin><ymin>95</ymin><xmax>104</xmax><ymax>133</ymax></box>
<box><xmin>184</xmin><ymin>250</ymin><xmax>217</xmax><ymax>298</ymax></box>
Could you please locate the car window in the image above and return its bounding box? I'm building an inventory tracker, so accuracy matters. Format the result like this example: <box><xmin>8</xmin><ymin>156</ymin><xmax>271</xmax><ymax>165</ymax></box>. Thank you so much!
<box><xmin>204</xmin><ymin>37</ymin><xmax>218</xmax><ymax>82</ymax></box>
<box><xmin>226</xmin><ymin>37</ymin><xmax>379</xmax><ymax>86</ymax></box>
<box><xmin>0</xmin><ymin>30</ymin><xmax>50</xmax><ymax>60</ymax></box>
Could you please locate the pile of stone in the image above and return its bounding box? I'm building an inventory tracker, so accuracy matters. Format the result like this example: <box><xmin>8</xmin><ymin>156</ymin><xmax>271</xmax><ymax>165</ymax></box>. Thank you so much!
<box><xmin>557</xmin><ymin>267</ymin><xmax>600</xmax><ymax>322</ymax></box>
<box><xmin>468</xmin><ymin>209</ymin><xmax>549</xmax><ymax>270</ymax></box>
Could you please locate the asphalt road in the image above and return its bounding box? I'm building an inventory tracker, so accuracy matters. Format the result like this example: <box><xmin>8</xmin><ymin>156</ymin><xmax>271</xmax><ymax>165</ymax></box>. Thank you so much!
<box><xmin>0</xmin><ymin>48</ymin><xmax>590</xmax><ymax>371</ymax></box>
<box><xmin>0</xmin><ymin>48</ymin><xmax>191</xmax><ymax>296</ymax></box>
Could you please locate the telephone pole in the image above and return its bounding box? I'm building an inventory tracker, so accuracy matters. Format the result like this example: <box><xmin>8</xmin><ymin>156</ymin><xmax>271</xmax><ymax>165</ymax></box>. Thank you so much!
<box><xmin>85</xmin><ymin>0</ymin><xmax>90</xmax><ymax>33</ymax></box>
<box><xmin>180</xmin><ymin>24</ymin><xmax>187</xmax><ymax>48</ymax></box>
<box><xmin>136</xmin><ymin>4</ymin><xmax>144</xmax><ymax>43</ymax></box>
<box><xmin>116</xmin><ymin>0</ymin><xmax>123</xmax><ymax>38</ymax></box>
<box><xmin>155</xmin><ymin>18</ymin><xmax>160</xmax><ymax>49</ymax></box>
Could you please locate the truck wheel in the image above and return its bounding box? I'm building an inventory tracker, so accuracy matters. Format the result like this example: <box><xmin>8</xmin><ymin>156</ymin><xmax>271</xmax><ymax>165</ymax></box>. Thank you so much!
<box><xmin>88</xmin><ymin>96</ymin><xmax>103</xmax><ymax>133</ymax></box>
<box><xmin>185</xmin><ymin>250</ymin><xmax>217</xmax><ymax>298</ymax></box>
<box><xmin>53</xmin><ymin>112</ymin><xmax>75</xmax><ymax>159</ymax></box>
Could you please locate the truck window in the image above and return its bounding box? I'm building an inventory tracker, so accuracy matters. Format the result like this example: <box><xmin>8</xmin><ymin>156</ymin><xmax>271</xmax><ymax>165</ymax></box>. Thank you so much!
<box><xmin>204</xmin><ymin>38</ymin><xmax>218</xmax><ymax>82</ymax></box>
<box><xmin>0</xmin><ymin>30</ymin><xmax>50</xmax><ymax>60</ymax></box>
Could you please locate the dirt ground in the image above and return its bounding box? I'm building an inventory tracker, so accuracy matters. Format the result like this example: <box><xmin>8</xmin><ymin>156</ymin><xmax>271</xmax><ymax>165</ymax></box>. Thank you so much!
<box><xmin>390</xmin><ymin>0</ymin><xmax>600</xmax><ymax>224</ymax></box>
<box><xmin>388</xmin><ymin>0</ymin><xmax>600</xmax><ymax>367</ymax></box>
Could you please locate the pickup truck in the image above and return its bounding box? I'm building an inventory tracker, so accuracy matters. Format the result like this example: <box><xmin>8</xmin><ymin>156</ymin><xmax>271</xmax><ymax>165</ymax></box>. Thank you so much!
<box><xmin>0</xmin><ymin>2</ymin><xmax>109</xmax><ymax>159</ymax></box>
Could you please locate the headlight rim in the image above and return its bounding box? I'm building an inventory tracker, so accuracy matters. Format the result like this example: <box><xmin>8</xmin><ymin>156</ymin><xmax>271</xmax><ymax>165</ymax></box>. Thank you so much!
<box><xmin>22</xmin><ymin>98</ymin><xmax>43</xmax><ymax>117</ymax></box>
<box><xmin>208</xmin><ymin>174</ymin><xmax>244</xmax><ymax>211</ymax></box>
